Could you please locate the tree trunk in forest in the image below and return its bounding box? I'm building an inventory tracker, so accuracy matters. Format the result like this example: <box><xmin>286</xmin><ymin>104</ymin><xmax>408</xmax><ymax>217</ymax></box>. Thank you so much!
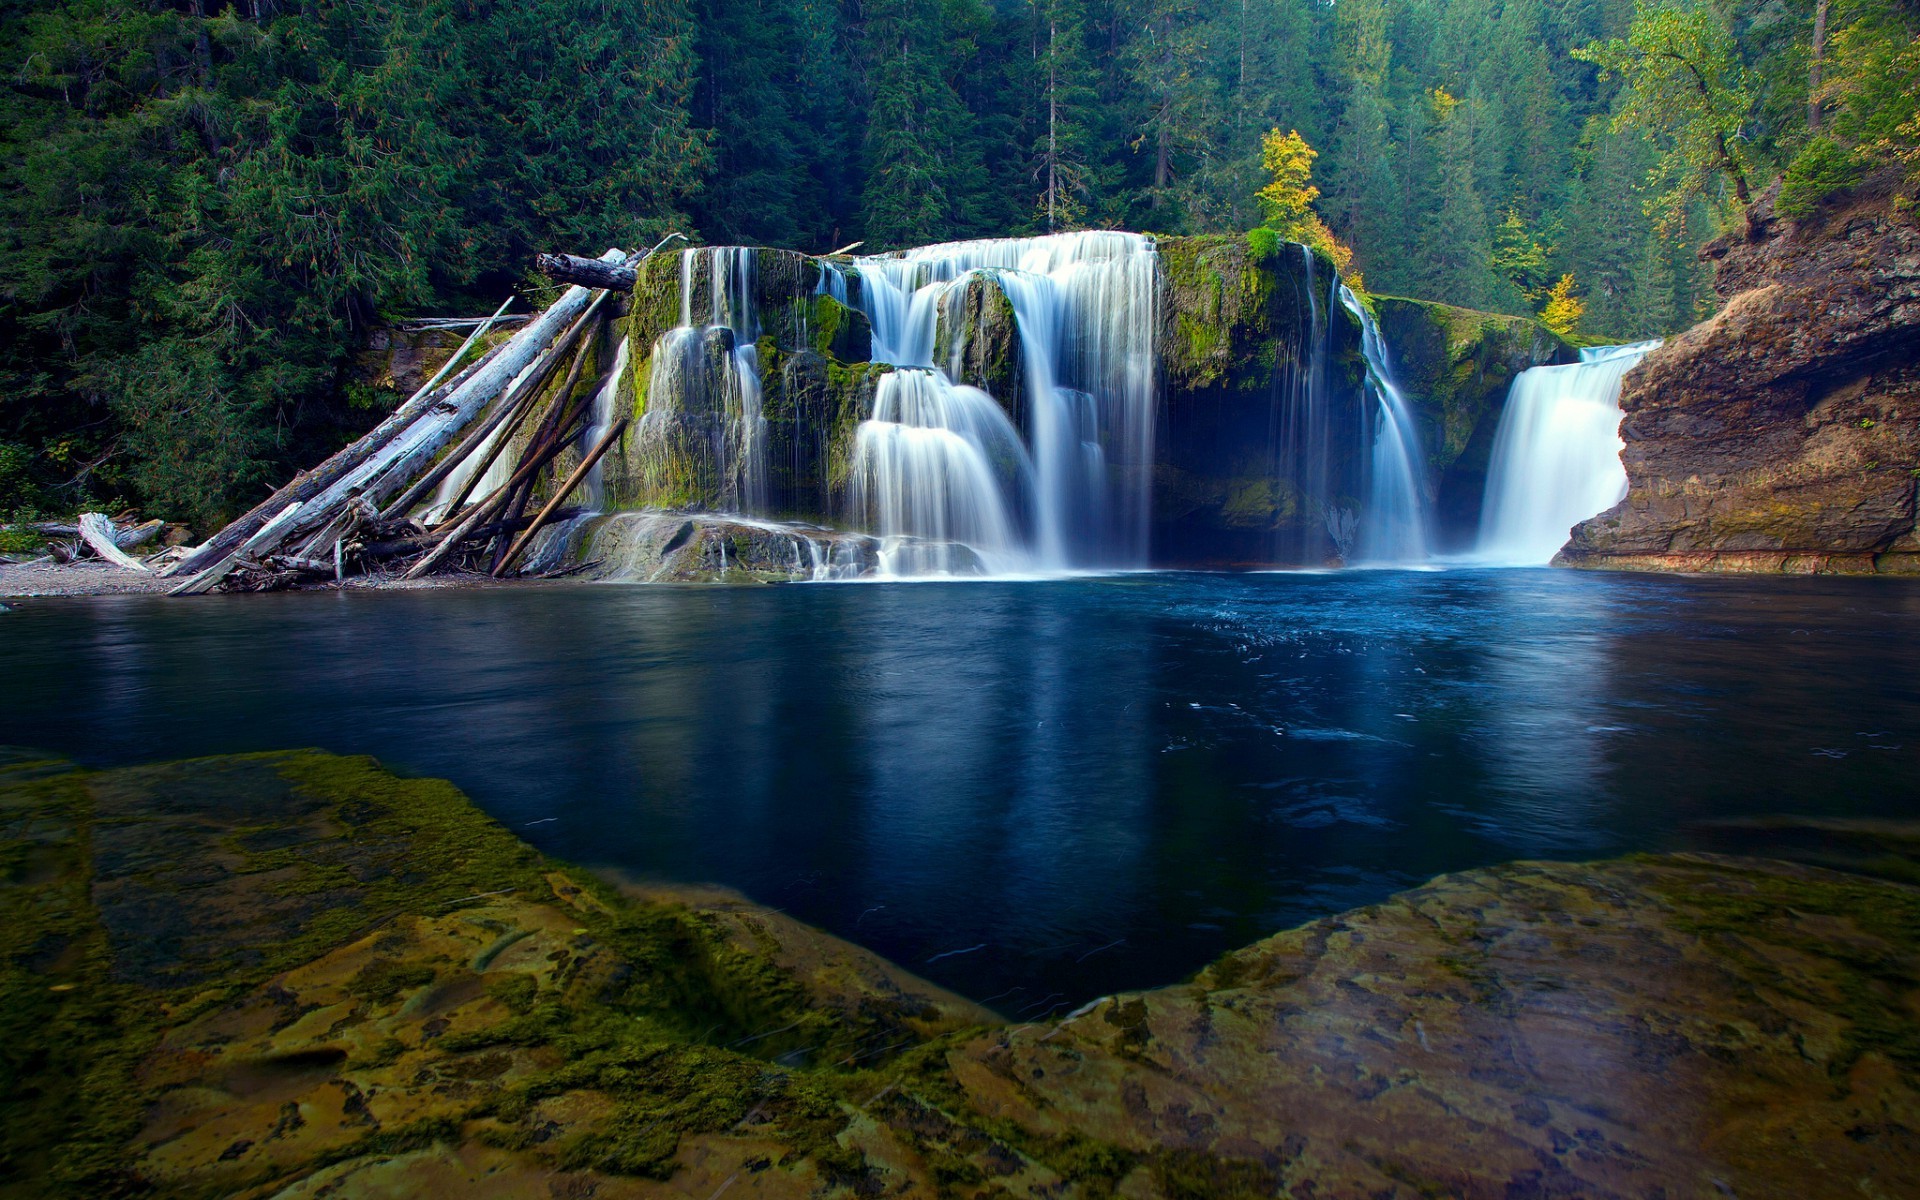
<box><xmin>1809</xmin><ymin>0</ymin><xmax>1829</xmax><ymax>132</ymax></box>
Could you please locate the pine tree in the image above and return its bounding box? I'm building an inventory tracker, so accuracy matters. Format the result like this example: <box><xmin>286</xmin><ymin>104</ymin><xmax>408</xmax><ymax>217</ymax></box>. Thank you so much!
<box><xmin>858</xmin><ymin>0</ymin><xmax>989</xmax><ymax>247</ymax></box>
<box><xmin>1030</xmin><ymin>0</ymin><xmax>1103</xmax><ymax>231</ymax></box>
<box><xmin>1417</xmin><ymin>89</ymin><xmax>1494</xmax><ymax>310</ymax></box>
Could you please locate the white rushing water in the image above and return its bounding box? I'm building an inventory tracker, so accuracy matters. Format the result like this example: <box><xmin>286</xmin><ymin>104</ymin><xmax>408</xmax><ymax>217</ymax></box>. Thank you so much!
<box><xmin>1341</xmin><ymin>284</ymin><xmax>1431</xmax><ymax>565</ymax></box>
<box><xmin>636</xmin><ymin>247</ymin><xmax>769</xmax><ymax>513</ymax></box>
<box><xmin>1477</xmin><ymin>340</ymin><xmax>1661</xmax><ymax>565</ymax></box>
<box><xmin>845</xmin><ymin>231</ymin><xmax>1159</xmax><ymax>572</ymax></box>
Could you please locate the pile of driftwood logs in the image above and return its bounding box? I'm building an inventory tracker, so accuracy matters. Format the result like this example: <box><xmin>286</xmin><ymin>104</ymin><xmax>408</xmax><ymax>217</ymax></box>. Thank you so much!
<box><xmin>156</xmin><ymin>240</ymin><xmax>675</xmax><ymax>595</ymax></box>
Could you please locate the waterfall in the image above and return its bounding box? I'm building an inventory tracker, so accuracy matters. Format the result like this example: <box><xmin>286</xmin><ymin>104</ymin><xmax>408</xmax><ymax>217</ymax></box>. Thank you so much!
<box><xmin>851</xmin><ymin>369</ymin><xmax>1036</xmax><ymax>575</ymax></box>
<box><xmin>1267</xmin><ymin>249</ymin><xmax>1337</xmax><ymax>563</ymax></box>
<box><xmin>847</xmin><ymin>232</ymin><xmax>1159</xmax><ymax>570</ymax></box>
<box><xmin>636</xmin><ymin>247</ymin><xmax>769</xmax><ymax>514</ymax></box>
<box><xmin>581</xmin><ymin>335</ymin><xmax>630</xmax><ymax>512</ymax></box>
<box><xmin>1263</xmin><ymin>248</ymin><xmax>1429</xmax><ymax>567</ymax></box>
<box><xmin>815</xmin><ymin>259</ymin><xmax>849</xmax><ymax>305</ymax></box>
<box><xmin>1341</xmin><ymin>287</ymin><xmax>1431</xmax><ymax>565</ymax></box>
<box><xmin>1477</xmin><ymin>340</ymin><xmax>1661</xmax><ymax>565</ymax></box>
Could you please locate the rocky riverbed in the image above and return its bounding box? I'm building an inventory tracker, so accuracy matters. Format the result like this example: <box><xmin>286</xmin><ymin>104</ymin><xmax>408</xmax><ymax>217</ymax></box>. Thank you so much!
<box><xmin>4</xmin><ymin>749</ymin><xmax>1917</xmax><ymax>1197</ymax></box>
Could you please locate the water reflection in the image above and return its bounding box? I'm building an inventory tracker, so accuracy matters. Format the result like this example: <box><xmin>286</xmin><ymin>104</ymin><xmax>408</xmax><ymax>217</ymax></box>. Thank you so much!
<box><xmin>1</xmin><ymin>570</ymin><xmax>1917</xmax><ymax>1007</ymax></box>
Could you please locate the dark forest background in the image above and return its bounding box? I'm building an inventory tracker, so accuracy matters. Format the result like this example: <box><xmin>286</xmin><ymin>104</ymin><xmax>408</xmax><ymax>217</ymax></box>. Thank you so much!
<box><xmin>1</xmin><ymin>0</ymin><xmax>1911</xmax><ymax>526</ymax></box>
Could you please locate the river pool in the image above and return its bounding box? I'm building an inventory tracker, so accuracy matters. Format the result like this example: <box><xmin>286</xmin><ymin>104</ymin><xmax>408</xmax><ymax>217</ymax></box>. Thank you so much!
<box><xmin>3</xmin><ymin>568</ymin><xmax>1916</xmax><ymax>1010</ymax></box>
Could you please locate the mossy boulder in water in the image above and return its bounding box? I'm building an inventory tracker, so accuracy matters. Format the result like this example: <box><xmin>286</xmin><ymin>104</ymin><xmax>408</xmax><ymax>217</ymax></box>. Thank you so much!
<box><xmin>934</xmin><ymin>272</ymin><xmax>1025</xmax><ymax>425</ymax></box>
<box><xmin>617</xmin><ymin>248</ymin><xmax>879</xmax><ymax>523</ymax></box>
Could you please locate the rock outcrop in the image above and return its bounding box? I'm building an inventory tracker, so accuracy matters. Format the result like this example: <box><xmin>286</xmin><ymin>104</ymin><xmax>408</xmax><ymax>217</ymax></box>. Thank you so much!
<box><xmin>1373</xmin><ymin>296</ymin><xmax>1575</xmax><ymax>548</ymax></box>
<box><xmin>1151</xmin><ymin>235</ymin><xmax>1368</xmax><ymax>566</ymax></box>
<box><xmin>1561</xmin><ymin>175</ymin><xmax>1920</xmax><ymax>574</ymax></box>
<box><xmin>8</xmin><ymin>750</ymin><xmax>1919</xmax><ymax>1197</ymax></box>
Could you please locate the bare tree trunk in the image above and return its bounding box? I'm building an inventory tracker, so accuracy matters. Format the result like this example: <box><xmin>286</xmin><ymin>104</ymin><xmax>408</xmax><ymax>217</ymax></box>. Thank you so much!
<box><xmin>1047</xmin><ymin>20</ymin><xmax>1059</xmax><ymax>231</ymax></box>
<box><xmin>1809</xmin><ymin>0</ymin><xmax>1829</xmax><ymax>132</ymax></box>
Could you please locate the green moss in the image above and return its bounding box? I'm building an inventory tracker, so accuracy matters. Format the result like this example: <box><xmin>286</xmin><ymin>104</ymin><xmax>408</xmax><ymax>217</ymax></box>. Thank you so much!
<box><xmin>0</xmin><ymin>750</ymin><xmax>970</xmax><ymax>1196</ymax></box>
<box><xmin>1149</xmin><ymin>1148</ymin><xmax>1280</xmax><ymax>1200</ymax></box>
<box><xmin>346</xmin><ymin>959</ymin><xmax>438</xmax><ymax>1005</ymax></box>
<box><xmin>1779</xmin><ymin>137</ymin><xmax>1871</xmax><ymax>221</ymax></box>
<box><xmin>1642</xmin><ymin>856</ymin><xmax>1920</xmax><ymax>1072</ymax></box>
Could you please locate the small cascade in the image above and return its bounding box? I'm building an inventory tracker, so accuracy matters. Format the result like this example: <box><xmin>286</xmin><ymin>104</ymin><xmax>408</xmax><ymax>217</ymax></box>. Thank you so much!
<box><xmin>814</xmin><ymin>259</ymin><xmax>850</xmax><ymax>305</ymax></box>
<box><xmin>1341</xmin><ymin>287</ymin><xmax>1431</xmax><ymax>565</ymax></box>
<box><xmin>636</xmin><ymin>247</ymin><xmax>769</xmax><ymax>513</ymax></box>
<box><xmin>1477</xmin><ymin>340</ymin><xmax>1661</xmax><ymax>565</ymax></box>
<box><xmin>581</xmin><ymin>335</ymin><xmax>630</xmax><ymax>512</ymax></box>
<box><xmin>1262</xmin><ymin>249</ymin><xmax>1429</xmax><ymax>567</ymax></box>
<box><xmin>847</xmin><ymin>232</ymin><xmax>1159</xmax><ymax>569</ymax></box>
<box><xmin>851</xmin><ymin>369</ymin><xmax>1035</xmax><ymax>576</ymax></box>
<box><xmin>1268</xmin><ymin>248</ymin><xmax>1337</xmax><ymax>563</ymax></box>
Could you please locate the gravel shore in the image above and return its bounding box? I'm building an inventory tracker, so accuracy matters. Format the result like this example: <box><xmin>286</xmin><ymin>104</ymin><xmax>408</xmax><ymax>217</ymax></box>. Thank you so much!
<box><xmin>0</xmin><ymin>560</ymin><xmax>177</xmax><ymax>598</ymax></box>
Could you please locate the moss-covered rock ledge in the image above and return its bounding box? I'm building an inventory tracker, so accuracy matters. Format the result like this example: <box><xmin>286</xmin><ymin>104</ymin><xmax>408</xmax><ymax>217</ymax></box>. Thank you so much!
<box><xmin>5</xmin><ymin>751</ymin><xmax>1918</xmax><ymax>1197</ymax></box>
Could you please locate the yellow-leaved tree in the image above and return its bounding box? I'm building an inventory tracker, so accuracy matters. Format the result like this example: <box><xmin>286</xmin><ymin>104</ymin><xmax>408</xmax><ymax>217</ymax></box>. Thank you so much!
<box><xmin>1255</xmin><ymin>128</ymin><xmax>1355</xmax><ymax>280</ymax></box>
<box><xmin>1539</xmin><ymin>274</ymin><xmax>1586</xmax><ymax>337</ymax></box>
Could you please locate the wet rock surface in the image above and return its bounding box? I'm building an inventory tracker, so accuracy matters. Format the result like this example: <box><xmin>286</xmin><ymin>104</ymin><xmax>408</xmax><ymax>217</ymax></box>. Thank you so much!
<box><xmin>576</xmin><ymin>511</ymin><xmax>883</xmax><ymax>582</ymax></box>
<box><xmin>1563</xmin><ymin>177</ymin><xmax>1920</xmax><ymax>574</ymax></box>
<box><xmin>5</xmin><ymin>750</ymin><xmax>1918</xmax><ymax>1197</ymax></box>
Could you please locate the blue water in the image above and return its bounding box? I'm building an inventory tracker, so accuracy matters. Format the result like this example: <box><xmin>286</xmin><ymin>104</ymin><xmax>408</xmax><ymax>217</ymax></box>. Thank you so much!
<box><xmin>3</xmin><ymin>569</ymin><xmax>1917</xmax><ymax>1011</ymax></box>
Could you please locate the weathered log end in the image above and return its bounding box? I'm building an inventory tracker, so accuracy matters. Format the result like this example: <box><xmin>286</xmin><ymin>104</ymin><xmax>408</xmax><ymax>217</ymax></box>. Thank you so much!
<box><xmin>536</xmin><ymin>253</ymin><xmax>638</xmax><ymax>292</ymax></box>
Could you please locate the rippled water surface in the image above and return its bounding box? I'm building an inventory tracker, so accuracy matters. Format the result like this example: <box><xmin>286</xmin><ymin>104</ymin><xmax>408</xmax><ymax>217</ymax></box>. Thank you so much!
<box><xmin>4</xmin><ymin>570</ymin><xmax>1917</xmax><ymax>1009</ymax></box>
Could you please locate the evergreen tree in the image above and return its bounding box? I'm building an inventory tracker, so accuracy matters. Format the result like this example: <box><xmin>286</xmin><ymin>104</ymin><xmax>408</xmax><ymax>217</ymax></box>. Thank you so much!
<box><xmin>1418</xmin><ymin>89</ymin><xmax>1494</xmax><ymax>308</ymax></box>
<box><xmin>1029</xmin><ymin>0</ymin><xmax>1104</xmax><ymax>230</ymax></box>
<box><xmin>858</xmin><ymin>0</ymin><xmax>989</xmax><ymax>247</ymax></box>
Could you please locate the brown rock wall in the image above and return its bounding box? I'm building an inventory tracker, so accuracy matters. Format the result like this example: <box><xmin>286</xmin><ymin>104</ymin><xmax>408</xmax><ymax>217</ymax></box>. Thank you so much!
<box><xmin>1562</xmin><ymin>177</ymin><xmax>1920</xmax><ymax>573</ymax></box>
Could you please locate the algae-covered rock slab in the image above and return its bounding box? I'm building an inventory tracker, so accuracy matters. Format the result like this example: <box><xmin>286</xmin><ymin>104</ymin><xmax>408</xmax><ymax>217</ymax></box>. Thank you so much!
<box><xmin>0</xmin><ymin>751</ymin><xmax>984</xmax><ymax>1198</ymax></box>
<box><xmin>6</xmin><ymin>751</ymin><xmax>1919</xmax><ymax>1198</ymax></box>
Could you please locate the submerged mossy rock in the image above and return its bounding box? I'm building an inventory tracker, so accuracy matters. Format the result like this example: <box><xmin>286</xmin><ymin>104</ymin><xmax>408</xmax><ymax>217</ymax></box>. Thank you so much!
<box><xmin>1373</xmin><ymin>297</ymin><xmax>1575</xmax><ymax>547</ymax></box>
<box><xmin>6</xmin><ymin>750</ymin><xmax>1920</xmax><ymax>1196</ymax></box>
<box><xmin>1151</xmin><ymin>233</ymin><xmax>1371</xmax><ymax>566</ymax></box>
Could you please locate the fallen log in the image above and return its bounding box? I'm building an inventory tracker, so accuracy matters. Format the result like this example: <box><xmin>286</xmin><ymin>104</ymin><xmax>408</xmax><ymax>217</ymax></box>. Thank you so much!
<box><xmin>419</xmin><ymin>304</ymin><xmax>605</xmax><ymax>523</ymax></box>
<box><xmin>164</xmin><ymin>312</ymin><xmax>511</xmax><ymax>581</ymax></box>
<box><xmin>359</xmin><ymin>509</ymin><xmax>581</xmax><ymax>563</ymax></box>
<box><xmin>169</xmin><ymin>254</ymin><xmax>624</xmax><ymax>596</ymax></box>
<box><xmin>78</xmin><ymin>513</ymin><xmax>153</xmax><ymax>572</ymax></box>
<box><xmin>168</xmin><ymin>501</ymin><xmax>305</xmax><ymax>596</ymax></box>
<box><xmin>6</xmin><ymin>517</ymin><xmax>162</xmax><ymax>549</ymax></box>
<box><xmin>401</xmin><ymin>438</ymin><xmax>575</xmax><ymax>580</ymax></box>
<box><xmin>493</xmin><ymin>417</ymin><xmax>629</xmax><ymax>577</ymax></box>
<box><xmin>535</xmin><ymin>253</ymin><xmax>637</xmax><ymax>292</ymax></box>
<box><xmin>533</xmin><ymin>231</ymin><xmax>685</xmax><ymax>293</ymax></box>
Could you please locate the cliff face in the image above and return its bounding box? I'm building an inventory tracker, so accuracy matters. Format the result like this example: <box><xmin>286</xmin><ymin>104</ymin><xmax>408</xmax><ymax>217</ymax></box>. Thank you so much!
<box><xmin>1151</xmin><ymin>235</ymin><xmax>1368</xmax><ymax>566</ymax></box>
<box><xmin>1561</xmin><ymin>178</ymin><xmax>1920</xmax><ymax>574</ymax></box>
<box><xmin>1372</xmin><ymin>297</ymin><xmax>1574</xmax><ymax>549</ymax></box>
